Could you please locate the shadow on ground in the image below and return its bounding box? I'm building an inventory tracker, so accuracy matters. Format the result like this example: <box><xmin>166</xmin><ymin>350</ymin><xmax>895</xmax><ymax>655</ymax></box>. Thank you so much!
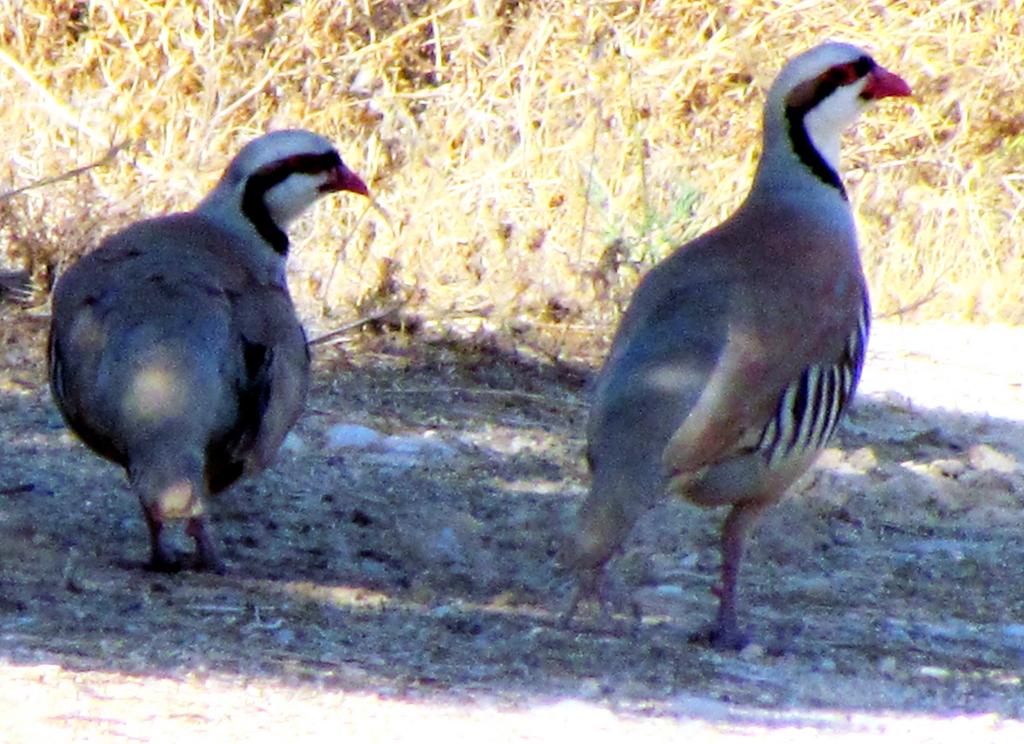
<box><xmin>2</xmin><ymin>313</ymin><xmax>1023</xmax><ymax>721</ymax></box>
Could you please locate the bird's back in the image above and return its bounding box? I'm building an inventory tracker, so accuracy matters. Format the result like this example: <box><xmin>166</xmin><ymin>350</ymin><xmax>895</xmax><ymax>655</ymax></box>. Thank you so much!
<box><xmin>49</xmin><ymin>213</ymin><xmax>309</xmax><ymax>489</ymax></box>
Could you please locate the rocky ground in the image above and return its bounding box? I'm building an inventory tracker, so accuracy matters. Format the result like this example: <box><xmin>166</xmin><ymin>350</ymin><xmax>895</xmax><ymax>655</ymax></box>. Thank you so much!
<box><xmin>1</xmin><ymin>306</ymin><xmax>1023</xmax><ymax>741</ymax></box>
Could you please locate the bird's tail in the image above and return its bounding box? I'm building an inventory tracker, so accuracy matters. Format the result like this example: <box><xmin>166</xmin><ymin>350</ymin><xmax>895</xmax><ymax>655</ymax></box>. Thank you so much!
<box><xmin>562</xmin><ymin>461</ymin><xmax>660</xmax><ymax>572</ymax></box>
<box><xmin>128</xmin><ymin>447</ymin><xmax>207</xmax><ymax>522</ymax></box>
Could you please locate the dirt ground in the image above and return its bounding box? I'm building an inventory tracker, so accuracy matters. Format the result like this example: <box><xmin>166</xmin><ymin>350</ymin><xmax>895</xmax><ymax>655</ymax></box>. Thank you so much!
<box><xmin>2</xmin><ymin>305</ymin><xmax>1024</xmax><ymax>741</ymax></box>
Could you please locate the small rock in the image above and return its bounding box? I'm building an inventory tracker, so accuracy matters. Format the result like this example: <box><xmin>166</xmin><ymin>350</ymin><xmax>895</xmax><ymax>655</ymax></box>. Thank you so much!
<box><xmin>814</xmin><ymin>448</ymin><xmax>846</xmax><ymax>470</ymax></box>
<box><xmin>817</xmin><ymin>446</ymin><xmax>876</xmax><ymax>475</ymax></box>
<box><xmin>967</xmin><ymin>444</ymin><xmax>1018</xmax><ymax>474</ymax></box>
<box><xmin>929</xmin><ymin>458</ymin><xmax>965</xmax><ymax>478</ymax></box>
<box><xmin>847</xmin><ymin>446</ymin><xmax>879</xmax><ymax>472</ymax></box>
<box><xmin>877</xmin><ymin>655</ymin><xmax>898</xmax><ymax>675</ymax></box>
<box><xmin>738</xmin><ymin>642</ymin><xmax>766</xmax><ymax>661</ymax></box>
<box><xmin>325</xmin><ymin>423</ymin><xmax>382</xmax><ymax>450</ymax></box>
<box><xmin>337</xmin><ymin>662</ymin><xmax>370</xmax><ymax>681</ymax></box>
<box><xmin>280</xmin><ymin>432</ymin><xmax>305</xmax><ymax>454</ymax></box>
<box><xmin>788</xmin><ymin>576</ymin><xmax>834</xmax><ymax>601</ymax></box>
<box><xmin>381</xmin><ymin>434</ymin><xmax>456</xmax><ymax>460</ymax></box>
<box><xmin>324</xmin><ymin>425</ymin><xmax>457</xmax><ymax>467</ymax></box>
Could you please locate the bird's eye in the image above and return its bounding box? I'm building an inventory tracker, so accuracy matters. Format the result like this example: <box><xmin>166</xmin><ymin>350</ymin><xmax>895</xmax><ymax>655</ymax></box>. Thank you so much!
<box><xmin>821</xmin><ymin>57</ymin><xmax>875</xmax><ymax>89</ymax></box>
<box><xmin>823</xmin><ymin>63</ymin><xmax>859</xmax><ymax>87</ymax></box>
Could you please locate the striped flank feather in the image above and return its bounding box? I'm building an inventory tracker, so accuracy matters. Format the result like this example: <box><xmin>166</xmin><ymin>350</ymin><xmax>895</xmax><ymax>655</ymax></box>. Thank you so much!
<box><xmin>757</xmin><ymin>294</ymin><xmax>869</xmax><ymax>466</ymax></box>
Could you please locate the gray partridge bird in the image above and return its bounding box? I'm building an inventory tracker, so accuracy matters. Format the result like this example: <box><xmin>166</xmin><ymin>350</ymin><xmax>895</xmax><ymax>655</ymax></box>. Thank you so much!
<box><xmin>49</xmin><ymin>129</ymin><xmax>368</xmax><ymax>572</ymax></box>
<box><xmin>562</xmin><ymin>42</ymin><xmax>911</xmax><ymax>649</ymax></box>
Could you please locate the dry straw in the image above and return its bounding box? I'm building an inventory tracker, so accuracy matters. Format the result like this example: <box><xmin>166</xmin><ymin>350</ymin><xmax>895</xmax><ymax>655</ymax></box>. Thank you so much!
<box><xmin>2</xmin><ymin>0</ymin><xmax>1022</xmax><ymax>355</ymax></box>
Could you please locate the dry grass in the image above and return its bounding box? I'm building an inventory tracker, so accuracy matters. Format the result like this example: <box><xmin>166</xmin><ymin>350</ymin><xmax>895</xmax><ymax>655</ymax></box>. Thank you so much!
<box><xmin>1</xmin><ymin>0</ymin><xmax>1022</xmax><ymax>349</ymax></box>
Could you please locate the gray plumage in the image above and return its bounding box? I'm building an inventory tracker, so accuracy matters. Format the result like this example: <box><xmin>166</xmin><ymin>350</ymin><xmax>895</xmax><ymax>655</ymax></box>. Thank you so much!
<box><xmin>49</xmin><ymin>129</ymin><xmax>368</xmax><ymax>572</ymax></box>
<box><xmin>562</xmin><ymin>43</ymin><xmax>911</xmax><ymax>648</ymax></box>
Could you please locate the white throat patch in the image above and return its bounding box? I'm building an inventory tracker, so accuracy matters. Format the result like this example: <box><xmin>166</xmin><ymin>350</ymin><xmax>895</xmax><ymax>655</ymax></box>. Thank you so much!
<box><xmin>801</xmin><ymin>81</ymin><xmax>868</xmax><ymax>174</ymax></box>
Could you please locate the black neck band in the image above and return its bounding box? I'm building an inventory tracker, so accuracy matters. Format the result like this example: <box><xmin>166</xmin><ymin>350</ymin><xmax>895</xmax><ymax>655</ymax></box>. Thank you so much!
<box><xmin>781</xmin><ymin>55</ymin><xmax>875</xmax><ymax>200</ymax></box>
<box><xmin>784</xmin><ymin>105</ymin><xmax>847</xmax><ymax>200</ymax></box>
<box><xmin>240</xmin><ymin>151</ymin><xmax>342</xmax><ymax>255</ymax></box>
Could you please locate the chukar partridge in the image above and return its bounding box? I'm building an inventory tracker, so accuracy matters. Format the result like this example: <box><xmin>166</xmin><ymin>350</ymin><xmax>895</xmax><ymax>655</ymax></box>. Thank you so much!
<box><xmin>49</xmin><ymin>129</ymin><xmax>368</xmax><ymax>572</ymax></box>
<box><xmin>562</xmin><ymin>42</ymin><xmax>911</xmax><ymax>649</ymax></box>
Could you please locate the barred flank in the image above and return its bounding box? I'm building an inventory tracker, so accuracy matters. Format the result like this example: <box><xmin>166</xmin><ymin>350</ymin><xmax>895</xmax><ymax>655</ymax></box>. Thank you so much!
<box><xmin>758</xmin><ymin>295</ymin><xmax>870</xmax><ymax>466</ymax></box>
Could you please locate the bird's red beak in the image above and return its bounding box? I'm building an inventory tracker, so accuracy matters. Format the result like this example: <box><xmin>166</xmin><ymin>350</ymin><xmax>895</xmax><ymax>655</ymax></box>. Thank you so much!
<box><xmin>861</xmin><ymin>65</ymin><xmax>912</xmax><ymax>100</ymax></box>
<box><xmin>324</xmin><ymin>164</ymin><xmax>369</xmax><ymax>197</ymax></box>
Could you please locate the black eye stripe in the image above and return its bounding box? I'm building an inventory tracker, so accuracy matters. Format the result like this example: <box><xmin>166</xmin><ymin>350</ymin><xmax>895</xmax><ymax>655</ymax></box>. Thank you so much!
<box><xmin>782</xmin><ymin>54</ymin><xmax>876</xmax><ymax>198</ymax></box>
<box><xmin>851</xmin><ymin>55</ymin><xmax>874</xmax><ymax>78</ymax></box>
<box><xmin>785</xmin><ymin>55</ymin><xmax>877</xmax><ymax>115</ymax></box>
<box><xmin>824</xmin><ymin>65</ymin><xmax>856</xmax><ymax>86</ymax></box>
<box><xmin>816</xmin><ymin>55</ymin><xmax>876</xmax><ymax>99</ymax></box>
<box><xmin>252</xmin><ymin>150</ymin><xmax>341</xmax><ymax>185</ymax></box>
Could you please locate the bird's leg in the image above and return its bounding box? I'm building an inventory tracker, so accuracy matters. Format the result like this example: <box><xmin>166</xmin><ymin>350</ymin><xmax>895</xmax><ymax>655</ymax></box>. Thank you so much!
<box><xmin>559</xmin><ymin>563</ymin><xmax>618</xmax><ymax>626</ymax></box>
<box><xmin>186</xmin><ymin>515</ymin><xmax>227</xmax><ymax>574</ymax></box>
<box><xmin>692</xmin><ymin>501</ymin><xmax>766</xmax><ymax>650</ymax></box>
<box><xmin>559</xmin><ymin>566</ymin><xmax>599</xmax><ymax>629</ymax></box>
<box><xmin>142</xmin><ymin>507</ymin><xmax>184</xmax><ymax>573</ymax></box>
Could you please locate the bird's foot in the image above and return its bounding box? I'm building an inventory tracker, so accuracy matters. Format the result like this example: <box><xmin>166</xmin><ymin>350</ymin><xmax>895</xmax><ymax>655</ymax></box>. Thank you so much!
<box><xmin>142</xmin><ymin>539</ymin><xmax>226</xmax><ymax>575</ymax></box>
<box><xmin>187</xmin><ymin>517</ymin><xmax>227</xmax><ymax>574</ymax></box>
<box><xmin>192</xmin><ymin>549</ymin><xmax>227</xmax><ymax>575</ymax></box>
<box><xmin>688</xmin><ymin>619</ymin><xmax>751</xmax><ymax>652</ymax></box>
<box><xmin>558</xmin><ymin>572</ymin><xmax>641</xmax><ymax>636</ymax></box>
<box><xmin>143</xmin><ymin>550</ymin><xmax>226</xmax><ymax>575</ymax></box>
<box><xmin>144</xmin><ymin>546</ymin><xmax>190</xmax><ymax>574</ymax></box>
